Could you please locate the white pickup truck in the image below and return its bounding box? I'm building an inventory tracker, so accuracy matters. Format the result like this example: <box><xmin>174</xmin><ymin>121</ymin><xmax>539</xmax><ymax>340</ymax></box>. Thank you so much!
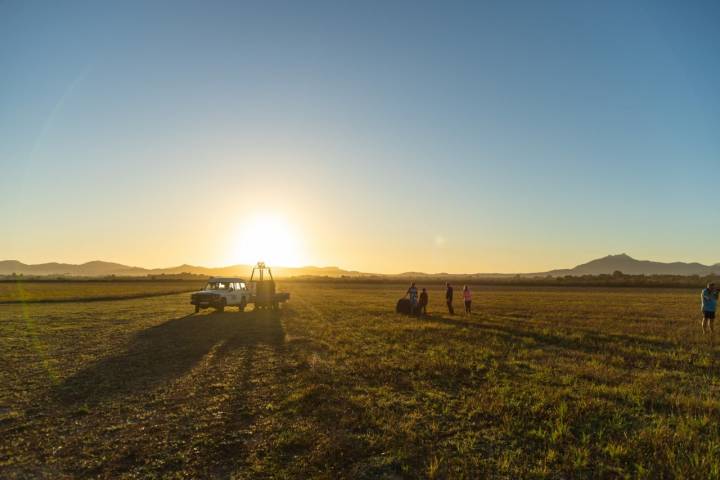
<box><xmin>190</xmin><ymin>273</ymin><xmax>290</xmax><ymax>313</ymax></box>
<box><xmin>190</xmin><ymin>277</ymin><xmax>251</xmax><ymax>313</ymax></box>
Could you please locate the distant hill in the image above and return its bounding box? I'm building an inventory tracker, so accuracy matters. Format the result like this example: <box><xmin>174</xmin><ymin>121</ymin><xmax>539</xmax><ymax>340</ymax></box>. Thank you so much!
<box><xmin>0</xmin><ymin>260</ymin><xmax>369</xmax><ymax>278</ymax></box>
<box><xmin>542</xmin><ymin>253</ymin><xmax>720</xmax><ymax>276</ymax></box>
<box><xmin>0</xmin><ymin>260</ymin><xmax>149</xmax><ymax>277</ymax></box>
<box><xmin>2</xmin><ymin>254</ymin><xmax>719</xmax><ymax>278</ymax></box>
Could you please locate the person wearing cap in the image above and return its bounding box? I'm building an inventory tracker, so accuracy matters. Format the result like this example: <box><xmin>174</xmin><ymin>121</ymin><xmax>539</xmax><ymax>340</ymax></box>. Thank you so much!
<box><xmin>701</xmin><ymin>282</ymin><xmax>719</xmax><ymax>334</ymax></box>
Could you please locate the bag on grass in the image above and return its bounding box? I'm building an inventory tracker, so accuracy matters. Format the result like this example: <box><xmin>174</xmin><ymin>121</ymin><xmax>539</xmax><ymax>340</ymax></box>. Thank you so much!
<box><xmin>396</xmin><ymin>298</ymin><xmax>412</xmax><ymax>314</ymax></box>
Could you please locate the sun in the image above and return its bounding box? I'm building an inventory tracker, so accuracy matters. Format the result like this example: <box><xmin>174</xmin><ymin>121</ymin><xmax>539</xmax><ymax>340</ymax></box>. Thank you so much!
<box><xmin>232</xmin><ymin>215</ymin><xmax>304</xmax><ymax>267</ymax></box>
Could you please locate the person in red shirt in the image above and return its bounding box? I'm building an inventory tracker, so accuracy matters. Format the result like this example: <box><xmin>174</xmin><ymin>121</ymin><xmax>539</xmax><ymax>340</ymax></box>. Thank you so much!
<box><xmin>463</xmin><ymin>285</ymin><xmax>472</xmax><ymax>315</ymax></box>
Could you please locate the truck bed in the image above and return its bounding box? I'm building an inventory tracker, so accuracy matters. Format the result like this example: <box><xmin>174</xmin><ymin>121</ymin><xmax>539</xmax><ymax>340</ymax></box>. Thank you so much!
<box><xmin>274</xmin><ymin>292</ymin><xmax>290</xmax><ymax>302</ymax></box>
<box><xmin>249</xmin><ymin>292</ymin><xmax>290</xmax><ymax>304</ymax></box>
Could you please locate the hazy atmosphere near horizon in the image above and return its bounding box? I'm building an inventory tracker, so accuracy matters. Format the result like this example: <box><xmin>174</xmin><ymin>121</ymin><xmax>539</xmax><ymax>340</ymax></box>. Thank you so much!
<box><xmin>2</xmin><ymin>0</ymin><xmax>719</xmax><ymax>273</ymax></box>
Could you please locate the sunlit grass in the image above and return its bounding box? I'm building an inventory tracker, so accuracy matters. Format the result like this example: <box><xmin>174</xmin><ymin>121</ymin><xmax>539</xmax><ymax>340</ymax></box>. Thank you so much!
<box><xmin>1</xmin><ymin>283</ymin><xmax>718</xmax><ymax>477</ymax></box>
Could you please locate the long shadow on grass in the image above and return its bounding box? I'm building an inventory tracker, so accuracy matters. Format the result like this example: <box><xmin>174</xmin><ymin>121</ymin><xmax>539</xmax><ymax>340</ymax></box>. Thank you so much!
<box><xmin>426</xmin><ymin>314</ymin><xmax>717</xmax><ymax>377</ymax></box>
<box><xmin>51</xmin><ymin>309</ymin><xmax>285</xmax><ymax>406</ymax></box>
<box><xmin>205</xmin><ymin>304</ymin><xmax>384</xmax><ymax>478</ymax></box>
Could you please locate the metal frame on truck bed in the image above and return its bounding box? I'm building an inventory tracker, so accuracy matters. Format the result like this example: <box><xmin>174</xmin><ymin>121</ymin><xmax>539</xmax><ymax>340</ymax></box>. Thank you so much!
<box><xmin>250</xmin><ymin>262</ymin><xmax>290</xmax><ymax>310</ymax></box>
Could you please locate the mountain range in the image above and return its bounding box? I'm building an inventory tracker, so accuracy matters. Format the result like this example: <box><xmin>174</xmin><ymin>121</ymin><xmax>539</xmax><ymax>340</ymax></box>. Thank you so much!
<box><xmin>542</xmin><ymin>253</ymin><xmax>720</xmax><ymax>276</ymax></box>
<box><xmin>0</xmin><ymin>260</ymin><xmax>367</xmax><ymax>278</ymax></box>
<box><xmin>1</xmin><ymin>254</ymin><xmax>719</xmax><ymax>278</ymax></box>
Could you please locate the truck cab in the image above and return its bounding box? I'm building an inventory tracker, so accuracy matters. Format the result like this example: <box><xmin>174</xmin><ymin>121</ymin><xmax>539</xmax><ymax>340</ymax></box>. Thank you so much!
<box><xmin>190</xmin><ymin>277</ymin><xmax>250</xmax><ymax>313</ymax></box>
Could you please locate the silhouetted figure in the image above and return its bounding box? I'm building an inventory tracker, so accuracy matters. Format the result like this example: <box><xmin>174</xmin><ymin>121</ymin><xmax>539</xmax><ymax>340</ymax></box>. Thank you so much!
<box><xmin>701</xmin><ymin>282</ymin><xmax>718</xmax><ymax>335</ymax></box>
<box><xmin>407</xmin><ymin>282</ymin><xmax>418</xmax><ymax>314</ymax></box>
<box><xmin>445</xmin><ymin>283</ymin><xmax>454</xmax><ymax>315</ymax></box>
<box><xmin>419</xmin><ymin>288</ymin><xmax>428</xmax><ymax>316</ymax></box>
<box><xmin>463</xmin><ymin>285</ymin><xmax>472</xmax><ymax>315</ymax></box>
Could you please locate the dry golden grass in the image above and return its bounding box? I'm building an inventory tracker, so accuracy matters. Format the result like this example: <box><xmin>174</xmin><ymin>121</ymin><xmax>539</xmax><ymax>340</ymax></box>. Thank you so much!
<box><xmin>1</xmin><ymin>283</ymin><xmax>717</xmax><ymax>478</ymax></box>
<box><xmin>0</xmin><ymin>280</ymin><xmax>203</xmax><ymax>303</ymax></box>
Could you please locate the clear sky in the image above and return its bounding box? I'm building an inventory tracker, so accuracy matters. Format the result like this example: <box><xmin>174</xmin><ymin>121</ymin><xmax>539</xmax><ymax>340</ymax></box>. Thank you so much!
<box><xmin>1</xmin><ymin>0</ymin><xmax>719</xmax><ymax>273</ymax></box>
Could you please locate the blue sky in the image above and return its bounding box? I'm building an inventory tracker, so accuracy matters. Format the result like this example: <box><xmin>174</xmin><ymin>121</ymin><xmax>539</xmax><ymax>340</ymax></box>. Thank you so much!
<box><xmin>1</xmin><ymin>0</ymin><xmax>719</xmax><ymax>272</ymax></box>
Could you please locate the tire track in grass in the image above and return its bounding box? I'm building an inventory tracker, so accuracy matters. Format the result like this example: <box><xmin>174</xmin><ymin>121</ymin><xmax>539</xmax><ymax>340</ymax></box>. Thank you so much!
<box><xmin>120</xmin><ymin>338</ymin><xmax>231</xmax><ymax>474</ymax></box>
<box><xmin>289</xmin><ymin>293</ymin><xmax>330</xmax><ymax>330</ymax></box>
<box><xmin>131</xmin><ymin>309</ymin><xmax>289</xmax><ymax>478</ymax></box>
<box><xmin>198</xmin><ymin>309</ymin><xmax>290</xmax><ymax>479</ymax></box>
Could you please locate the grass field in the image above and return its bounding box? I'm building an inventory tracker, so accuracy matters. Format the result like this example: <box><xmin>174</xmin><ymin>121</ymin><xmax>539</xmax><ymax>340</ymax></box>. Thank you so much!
<box><xmin>0</xmin><ymin>280</ymin><xmax>204</xmax><ymax>303</ymax></box>
<box><xmin>1</xmin><ymin>283</ymin><xmax>719</xmax><ymax>478</ymax></box>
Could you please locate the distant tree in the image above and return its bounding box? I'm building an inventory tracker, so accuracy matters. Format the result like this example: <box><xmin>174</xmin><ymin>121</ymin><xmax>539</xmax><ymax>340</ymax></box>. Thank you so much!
<box><xmin>612</xmin><ymin>270</ymin><xmax>624</xmax><ymax>278</ymax></box>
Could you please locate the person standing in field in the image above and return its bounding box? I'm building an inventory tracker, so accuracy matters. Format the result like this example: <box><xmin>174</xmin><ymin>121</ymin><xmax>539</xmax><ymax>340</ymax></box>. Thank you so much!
<box><xmin>407</xmin><ymin>282</ymin><xmax>419</xmax><ymax>314</ymax></box>
<box><xmin>419</xmin><ymin>287</ymin><xmax>429</xmax><ymax>317</ymax></box>
<box><xmin>463</xmin><ymin>285</ymin><xmax>472</xmax><ymax>315</ymax></box>
<box><xmin>701</xmin><ymin>282</ymin><xmax>718</xmax><ymax>334</ymax></box>
<box><xmin>445</xmin><ymin>282</ymin><xmax>455</xmax><ymax>315</ymax></box>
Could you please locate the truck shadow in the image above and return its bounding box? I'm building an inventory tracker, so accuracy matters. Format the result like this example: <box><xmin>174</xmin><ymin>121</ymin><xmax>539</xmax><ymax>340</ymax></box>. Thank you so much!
<box><xmin>51</xmin><ymin>309</ymin><xmax>285</xmax><ymax>406</ymax></box>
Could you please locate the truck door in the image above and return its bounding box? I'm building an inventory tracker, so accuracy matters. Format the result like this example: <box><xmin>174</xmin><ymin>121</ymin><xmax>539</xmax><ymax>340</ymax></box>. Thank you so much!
<box><xmin>228</xmin><ymin>282</ymin><xmax>238</xmax><ymax>305</ymax></box>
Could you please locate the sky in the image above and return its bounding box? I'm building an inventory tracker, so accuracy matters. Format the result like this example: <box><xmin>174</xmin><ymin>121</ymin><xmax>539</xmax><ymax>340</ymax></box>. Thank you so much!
<box><xmin>1</xmin><ymin>0</ymin><xmax>719</xmax><ymax>274</ymax></box>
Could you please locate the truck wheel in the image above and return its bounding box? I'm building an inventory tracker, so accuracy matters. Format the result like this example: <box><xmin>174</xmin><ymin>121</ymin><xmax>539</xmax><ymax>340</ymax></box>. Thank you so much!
<box><xmin>194</xmin><ymin>305</ymin><xmax>200</xmax><ymax>313</ymax></box>
<box><xmin>238</xmin><ymin>299</ymin><xmax>246</xmax><ymax>312</ymax></box>
<box><xmin>217</xmin><ymin>299</ymin><xmax>226</xmax><ymax>313</ymax></box>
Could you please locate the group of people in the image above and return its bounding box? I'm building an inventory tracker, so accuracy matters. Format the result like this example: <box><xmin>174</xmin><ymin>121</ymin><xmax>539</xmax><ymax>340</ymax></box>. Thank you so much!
<box><xmin>403</xmin><ymin>282</ymin><xmax>720</xmax><ymax>329</ymax></box>
<box><xmin>403</xmin><ymin>281</ymin><xmax>719</xmax><ymax>331</ymax></box>
<box><xmin>405</xmin><ymin>282</ymin><xmax>473</xmax><ymax>316</ymax></box>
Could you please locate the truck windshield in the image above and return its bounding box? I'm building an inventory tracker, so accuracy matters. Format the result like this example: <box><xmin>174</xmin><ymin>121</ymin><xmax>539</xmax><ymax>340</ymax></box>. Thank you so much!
<box><xmin>205</xmin><ymin>282</ymin><xmax>230</xmax><ymax>290</ymax></box>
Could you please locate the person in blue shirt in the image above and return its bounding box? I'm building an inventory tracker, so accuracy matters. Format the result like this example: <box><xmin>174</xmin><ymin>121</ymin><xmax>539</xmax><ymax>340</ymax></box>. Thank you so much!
<box><xmin>406</xmin><ymin>282</ymin><xmax>418</xmax><ymax>314</ymax></box>
<box><xmin>701</xmin><ymin>282</ymin><xmax>719</xmax><ymax>334</ymax></box>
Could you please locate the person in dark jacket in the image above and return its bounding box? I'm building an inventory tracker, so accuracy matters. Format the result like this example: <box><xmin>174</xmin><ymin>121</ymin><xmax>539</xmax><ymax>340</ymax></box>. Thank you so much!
<box><xmin>419</xmin><ymin>288</ymin><xmax>429</xmax><ymax>316</ymax></box>
<box><xmin>445</xmin><ymin>283</ymin><xmax>455</xmax><ymax>315</ymax></box>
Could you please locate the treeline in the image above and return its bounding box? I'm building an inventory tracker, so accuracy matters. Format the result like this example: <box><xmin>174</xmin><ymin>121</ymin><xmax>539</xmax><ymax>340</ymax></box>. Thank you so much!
<box><xmin>2</xmin><ymin>271</ymin><xmax>718</xmax><ymax>288</ymax></box>
<box><xmin>285</xmin><ymin>271</ymin><xmax>719</xmax><ymax>288</ymax></box>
